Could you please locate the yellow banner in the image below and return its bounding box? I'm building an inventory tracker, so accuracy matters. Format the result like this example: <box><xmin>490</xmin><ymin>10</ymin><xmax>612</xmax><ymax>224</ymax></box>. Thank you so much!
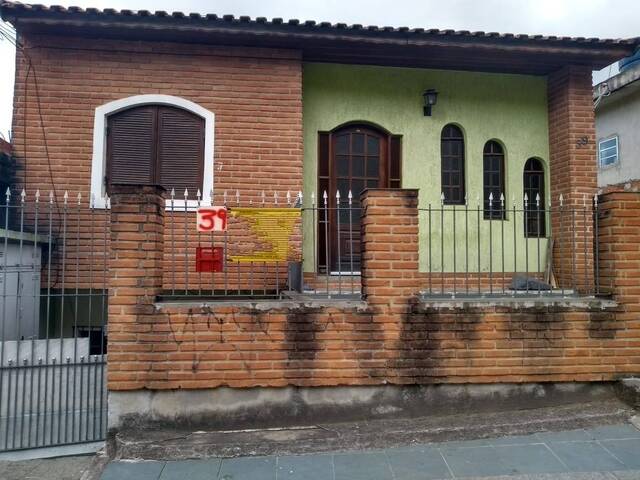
<box><xmin>228</xmin><ymin>208</ymin><xmax>300</xmax><ymax>262</ymax></box>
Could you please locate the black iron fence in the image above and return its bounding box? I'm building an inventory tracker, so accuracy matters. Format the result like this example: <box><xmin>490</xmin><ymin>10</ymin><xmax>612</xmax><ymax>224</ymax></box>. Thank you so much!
<box><xmin>419</xmin><ymin>193</ymin><xmax>599</xmax><ymax>298</ymax></box>
<box><xmin>162</xmin><ymin>188</ymin><xmax>362</xmax><ymax>301</ymax></box>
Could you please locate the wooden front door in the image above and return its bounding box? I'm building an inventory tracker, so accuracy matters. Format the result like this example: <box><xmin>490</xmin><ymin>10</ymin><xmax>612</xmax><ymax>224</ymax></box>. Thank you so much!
<box><xmin>318</xmin><ymin>125</ymin><xmax>396</xmax><ymax>274</ymax></box>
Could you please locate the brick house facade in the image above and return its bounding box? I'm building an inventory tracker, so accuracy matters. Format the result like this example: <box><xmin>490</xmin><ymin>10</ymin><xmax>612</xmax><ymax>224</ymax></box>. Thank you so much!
<box><xmin>2</xmin><ymin>1</ymin><xmax>640</xmax><ymax>432</ymax></box>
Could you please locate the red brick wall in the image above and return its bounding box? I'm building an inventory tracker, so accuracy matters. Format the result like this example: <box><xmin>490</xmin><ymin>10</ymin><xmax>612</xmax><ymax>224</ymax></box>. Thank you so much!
<box><xmin>107</xmin><ymin>188</ymin><xmax>640</xmax><ymax>391</ymax></box>
<box><xmin>109</xmin><ymin>185</ymin><xmax>165</xmax><ymax>376</ymax></box>
<box><xmin>597</xmin><ymin>191</ymin><xmax>640</xmax><ymax>311</ymax></box>
<box><xmin>547</xmin><ymin>66</ymin><xmax>597</xmax><ymax>292</ymax></box>
<box><xmin>109</xmin><ymin>302</ymin><xmax>632</xmax><ymax>390</ymax></box>
<box><xmin>11</xmin><ymin>34</ymin><xmax>303</xmax><ymax>290</ymax></box>
<box><xmin>360</xmin><ymin>189</ymin><xmax>421</xmax><ymax>311</ymax></box>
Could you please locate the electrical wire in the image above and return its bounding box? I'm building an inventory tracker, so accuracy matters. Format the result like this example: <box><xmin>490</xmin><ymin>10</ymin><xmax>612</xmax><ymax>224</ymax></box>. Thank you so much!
<box><xmin>2</xmin><ymin>20</ymin><xmax>64</xmax><ymax>287</ymax></box>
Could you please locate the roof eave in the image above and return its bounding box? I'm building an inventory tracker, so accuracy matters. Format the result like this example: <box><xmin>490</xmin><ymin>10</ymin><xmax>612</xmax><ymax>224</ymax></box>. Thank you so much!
<box><xmin>2</xmin><ymin>2</ymin><xmax>637</xmax><ymax>74</ymax></box>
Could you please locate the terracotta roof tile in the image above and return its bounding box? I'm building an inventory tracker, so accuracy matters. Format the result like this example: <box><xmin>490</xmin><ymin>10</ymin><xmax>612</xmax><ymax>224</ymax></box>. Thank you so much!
<box><xmin>0</xmin><ymin>0</ymin><xmax>637</xmax><ymax>49</ymax></box>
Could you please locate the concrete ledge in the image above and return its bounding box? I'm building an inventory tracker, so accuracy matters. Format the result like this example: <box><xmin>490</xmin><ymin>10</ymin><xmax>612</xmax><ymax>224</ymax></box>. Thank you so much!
<box><xmin>108</xmin><ymin>382</ymin><xmax>617</xmax><ymax>433</ymax></box>
<box><xmin>417</xmin><ymin>296</ymin><xmax>618</xmax><ymax>312</ymax></box>
<box><xmin>154</xmin><ymin>298</ymin><xmax>370</xmax><ymax>313</ymax></box>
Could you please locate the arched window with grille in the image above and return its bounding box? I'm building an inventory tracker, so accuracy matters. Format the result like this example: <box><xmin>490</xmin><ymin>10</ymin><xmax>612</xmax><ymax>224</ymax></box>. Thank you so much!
<box><xmin>483</xmin><ymin>140</ymin><xmax>506</xmax><ymax>219</ymax></box>
<box><xmin>441</xmin><ymin>124</ymin><xmax>465</xmax><ymax>205</ymax></box>
<box><xmin>523</xmin><ymin>158</ymin><xmax>546</xmax><ymax>237</ymax></box>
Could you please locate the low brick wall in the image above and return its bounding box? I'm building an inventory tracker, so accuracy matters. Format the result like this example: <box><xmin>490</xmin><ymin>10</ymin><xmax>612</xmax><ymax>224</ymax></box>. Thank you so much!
<box><xmin>107</xmin><ymin>188</ymin><xmax>640</xmax><ymax>392</ymax></box>
<box><xmin>108</xmin><ymin>298</ymin><xmax>627</xmax><ymax>391</ymax></box>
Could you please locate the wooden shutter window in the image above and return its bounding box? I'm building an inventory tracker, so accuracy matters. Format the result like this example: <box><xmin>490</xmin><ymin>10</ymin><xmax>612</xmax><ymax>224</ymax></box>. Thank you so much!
<box><xmin>106</xmin><ymin>105</ymin><xmax>205</xmax><ymax>195</ymax></box>
<box><xmin>157</xmin><ymin>106</ymin><xmax>204</xmax><ymax>195</ymax></box>
<box><xmin>106</xmin><ymin>106</ymin><xmax>156</xmax><ymax>186</ymax></box>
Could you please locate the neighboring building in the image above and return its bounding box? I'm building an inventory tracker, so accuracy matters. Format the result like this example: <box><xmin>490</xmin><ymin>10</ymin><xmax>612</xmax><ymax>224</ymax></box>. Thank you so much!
<box><xmin>594</xmin><ymin>61</ymin><xmax>640</xmax><ymax>188</ymax></box>
<box><xmin>0</xmin><ymin>138</ymin><xmax>10</xmax><ymax>155</ymax></box>
<box><xmin>2</xmin><ymin>0</ymin><xmax>640</xmax><ymax>454</ymax></box>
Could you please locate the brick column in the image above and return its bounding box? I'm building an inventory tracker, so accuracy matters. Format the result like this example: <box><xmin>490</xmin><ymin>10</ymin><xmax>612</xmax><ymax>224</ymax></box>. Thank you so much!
<box><xmin>361</xmin><ymin>189</ymin><xmax>421</xmax><ymax>312</ymax></box>
<box><xmin>547</xmin><ymin>65</ymin><xmax>597</xmax><ymax>292</ymax></box>
<box><xmin>598</xmin><ymin>191</ymin><xmax>640</xmax><ymax>317</ymax></box>
<box><xmin>108</xmin><ymin>184</ymin><xmax>165</xmax><ymax>390</ymax></box>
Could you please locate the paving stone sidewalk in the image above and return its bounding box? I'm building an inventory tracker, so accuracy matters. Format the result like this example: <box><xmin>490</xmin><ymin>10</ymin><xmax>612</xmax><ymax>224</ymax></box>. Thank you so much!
<box><xmin>100</xmin><ymin>423</ymin><xmax>640</xmax><ymax>480</ymax></box>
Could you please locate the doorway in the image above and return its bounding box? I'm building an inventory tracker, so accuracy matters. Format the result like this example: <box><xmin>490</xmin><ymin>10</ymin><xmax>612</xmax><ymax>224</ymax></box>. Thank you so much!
<box><xmin>317</xmin><ymin>124</ymin><xmax>401</xmax><ymax>274</ymax></box>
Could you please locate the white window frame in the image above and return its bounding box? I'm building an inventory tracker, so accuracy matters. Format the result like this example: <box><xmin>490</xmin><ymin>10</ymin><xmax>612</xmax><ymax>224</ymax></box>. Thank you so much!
<box><xmin>598</xmin><ymin>135</ymin><xmax>619</xmax><ymax>169</ymax></box>
<box><xmin>90</xmin><ymin>94</ymin><xmax>215</xmax><ymax>209</ymax></box>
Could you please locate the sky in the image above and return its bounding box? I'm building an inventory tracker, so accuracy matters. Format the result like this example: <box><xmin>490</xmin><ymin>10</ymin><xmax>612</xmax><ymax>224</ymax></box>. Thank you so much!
<box><xmin>0</xmin><ymin>0</ymin><xmax>639</xmax><ymax>139</ymax></box>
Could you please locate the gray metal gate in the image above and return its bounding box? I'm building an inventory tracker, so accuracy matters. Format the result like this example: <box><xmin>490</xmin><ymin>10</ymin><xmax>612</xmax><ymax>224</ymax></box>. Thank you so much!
<box><xmin>0</xmin><ymin>189</ymin><xmax>108</xmax><ymax>451</ymax></box>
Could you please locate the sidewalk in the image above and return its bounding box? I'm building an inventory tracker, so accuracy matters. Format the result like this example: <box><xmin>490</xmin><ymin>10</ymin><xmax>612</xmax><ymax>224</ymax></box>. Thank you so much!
<box><xmin>101</xmin><ymin>422</ymin><xmax>640</xmax><ymax>480</ymax></box>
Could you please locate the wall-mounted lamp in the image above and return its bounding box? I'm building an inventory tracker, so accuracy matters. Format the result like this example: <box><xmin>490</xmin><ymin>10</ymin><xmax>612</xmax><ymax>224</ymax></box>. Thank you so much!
<box><xmin>423</xmin><ymin>89</ymin><xmax>438</xmax><ymax>116</ymax></box>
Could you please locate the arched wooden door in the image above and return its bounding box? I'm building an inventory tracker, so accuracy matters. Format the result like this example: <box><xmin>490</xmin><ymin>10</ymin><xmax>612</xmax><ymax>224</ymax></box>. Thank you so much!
<box><xmin>318</xmin><ymin>125</ymin><xmax>401</xmax><ymax>273</ymax></box>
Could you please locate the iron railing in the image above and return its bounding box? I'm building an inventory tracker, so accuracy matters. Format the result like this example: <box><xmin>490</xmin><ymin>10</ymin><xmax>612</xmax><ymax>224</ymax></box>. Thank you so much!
<box><xmin>0</xmin><ymin>189</ymin><xmax>108</xmax><ymax>452</ymax></box>
<box><xmin>300</xmin><ymin>190</ymin><xmax>362</xmax><ymax>298</ymax></box>
<box><xmin>162</xmin><ymin>189</ymin><xmax>362</xmax><ymax>301</ymax></box>
<box><xmin>419</xmin><ymin>193</ymin><xmax>599</xmax><ymax>298</ymax></box>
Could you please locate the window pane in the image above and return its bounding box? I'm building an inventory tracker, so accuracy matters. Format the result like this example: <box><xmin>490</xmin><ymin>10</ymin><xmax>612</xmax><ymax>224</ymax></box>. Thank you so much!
<box><xmin>367</xmin><ymin>135</ymin><xmax>379</xmax><ymax>155</ymax></box>
<box><xmin>600</xmin><ymin>138</ymin><xmax>617</xmax><ymax>150</ymax></box>
<box><xmin>352</xmin><ymin>134</ymin><xmax>365</xmax><ymax>154</ymax></box>
<box><xmin>335</xmin><ymin>135</ymin><xmax>349</xmax><ymax>155</ymax></box>
<box><xmin>336</xmin><ymin>155</ymin><xmax>349</xmax><ymax>176</ymax></box>
<box><xmin>352</xmin><ymin>156</ymin><xmax>365</xmax><ymax>177</ymax></box>
<box><xmin>366</xmin><ymin>157</ymin><xmax>379</xmax><ymax>176</ymax></box>
<box><xmin>337</xmin><ymin>178</ymin><xmax>349</xmax><ymax>197</ymax></box>
<box><xmin>352</xmin><ymin>179</ymin><xmax>365</xmax><ymax>195</ymax></box>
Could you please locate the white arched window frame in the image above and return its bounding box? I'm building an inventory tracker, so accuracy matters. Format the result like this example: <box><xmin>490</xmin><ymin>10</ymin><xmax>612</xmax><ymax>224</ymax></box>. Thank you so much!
<box><xmin>90</xmin><ymin>94</ymin><xmax>215</xmax><ymax>209</ymax></box>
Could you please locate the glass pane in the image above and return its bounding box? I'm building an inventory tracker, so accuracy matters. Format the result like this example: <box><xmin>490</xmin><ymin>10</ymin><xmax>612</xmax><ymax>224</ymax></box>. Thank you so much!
<box><xmin>599</xmin><ymin>138</ymin><xmax>617</xmax><ymax>150</ymax></box>
<box><xmin>367</xmin><ymin>135</ymin><xmax>379</xmax><ymax>155</ymax></box>
<box><xmin>443</xmin><ymin>157</ymin><xmax>452</xmax><ymax>171</ymax></box>
<box><xmin>367</xmin><ymin>179</ymin><xmax>378</xmax><ymax>188</ymax></box>
<box><xmin>337</xmin><ymin>178</ymin><xmax>349</xmax><ymax>197</ymax></box>
<box><xmin>336</xmin><ymin>155</ymin><xmax>349</xmax><ymax>176</ymax></box>
<box><xmin>352</xmin><ymin>134</ymin><xmax>365</xmax><ymax>154</ymax></box>
<box><xmin>366</xmin><ymin>157</ymin><xmax>379</xmax><ymax>176</ymax></box>
<box><xmin>335</xmin><ymin>135</ymin><xmax>349</xmax><ymax>155</ymax></box>
<box><xmin>352</xmin><ymin>179</ymin><xmax>365</xmax><ymax>196</ymax></box>
<box><xmin>352</xmin><ymin>156</ymin><xmax>365</xmax><ymax>177</ymax></box>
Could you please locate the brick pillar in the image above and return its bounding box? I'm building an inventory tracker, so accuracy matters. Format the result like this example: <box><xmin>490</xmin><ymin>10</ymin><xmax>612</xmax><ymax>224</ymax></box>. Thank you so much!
<box><xmin>598</xmin><ymin>192</ymin><xmax>640</xmax><ymax>317</ymax></box>
<box><xmin>547</xmin><ymin>65</ymin><xmax>597</xmax><ymax>292</ymax></box>
<box><xmin>108</xmin><ymin>184</ymin><xmax>165</xmax><ymax>390</ymax></box>
<box><xmin>361</xmin><ymin>189</ymin><xmax>421</xmax><ymax>312</ymax></box>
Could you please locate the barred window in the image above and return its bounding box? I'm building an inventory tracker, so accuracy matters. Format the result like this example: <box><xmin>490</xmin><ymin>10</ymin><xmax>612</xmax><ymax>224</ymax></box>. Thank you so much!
<box><xmin>483</xmin><ymin>140</ymin><xmax>505</xmax><ymax>220</ymax></box>
<box><xmin>441</xmin><ymin>124</ymin><xmax>465</xmax><ymax>205</ymax></box>
<box><xmin>523</xmin><ymin>158</ymin><xmax>546</xmax><ymax>237</ymax></box>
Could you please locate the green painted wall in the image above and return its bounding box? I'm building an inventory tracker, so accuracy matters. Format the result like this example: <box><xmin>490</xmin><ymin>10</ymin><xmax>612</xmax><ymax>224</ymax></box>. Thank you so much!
<box><xmin>302</xmin><ymin>63</ymin><xmax>550</xmax><ymax>274</ymax></box>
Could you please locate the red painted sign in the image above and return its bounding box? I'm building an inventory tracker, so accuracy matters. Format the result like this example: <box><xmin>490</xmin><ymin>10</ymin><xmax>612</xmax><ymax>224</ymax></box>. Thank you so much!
<box><xmin>197</xmin><ymin>207</ymin><xmax>227</xmax><ymax>232</ymax></box>
<box><xmin>196</xmin><ymin>246</ymin><xmax>224</xmax><ymax>272</ymax></box>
